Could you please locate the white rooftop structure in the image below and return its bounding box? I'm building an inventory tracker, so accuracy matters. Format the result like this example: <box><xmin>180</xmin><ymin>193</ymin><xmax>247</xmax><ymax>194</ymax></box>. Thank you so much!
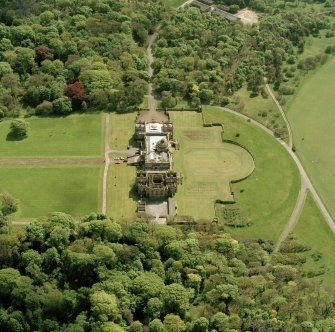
<box><xmin>145</xmin><ymin>123</ymin><xmax>163</xmax><ymax>134</ymax></box>
<box><xmin>145</xmin><ymin>135</ymin><xmax>169</xmax><ymax>164</ymax></box>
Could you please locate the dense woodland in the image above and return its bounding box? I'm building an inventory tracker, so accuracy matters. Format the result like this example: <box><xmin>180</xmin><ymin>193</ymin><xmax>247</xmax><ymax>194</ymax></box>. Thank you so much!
<box><xmin>0</xmin><ymin>0</ymin><xmax>333</xmax><ymax>119</ymax></box>
<box><xmin>0</xmin><ymin>213</ymin><xmax>334</xmax><ymax>331</ymax></box>
<box><xmin>0</xmin><ymin>0</ymin><xmax>165</xmax><ymax>118</ymax></box>
<box><xmin>153</xmin><ymin>7</ymin><xmax>330</xmax><ymax>107</ymax></box>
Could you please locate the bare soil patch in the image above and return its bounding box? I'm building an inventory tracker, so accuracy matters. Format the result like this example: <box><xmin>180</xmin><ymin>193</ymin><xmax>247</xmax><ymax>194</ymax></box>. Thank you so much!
<box><xmin>235</xmin><ymin>8</ymin><xmax>259</xmax><ymax>24</ymax></box>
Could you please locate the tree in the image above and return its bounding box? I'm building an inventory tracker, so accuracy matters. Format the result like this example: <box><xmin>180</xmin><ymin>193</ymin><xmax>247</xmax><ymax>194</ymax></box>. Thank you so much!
<box><xmin>65</xmin><ymin>82</ymin><xmax>87</xmax><ymax>110</ymax></box>
<box><xmin>0</xmin><ymin>62</ymin><xmax>13</xmax><ymax>78</ymax></box>
<box><xmin>9</xmin><ymin>119</ymin><xmax>29</xmax><ymax>138</ymax></box>
<box><xmin>145</xmin><ymin>297</ymin><xmax>163</xmax><ymax>319</ymax></box>
<box><xmin>132</xmin><ymin>273</ymin><xmax>164</xmax><ymax>307</ymax></box>
<box><xmin>149</xmin><ymin>319</ymin><xmax>164</xmax><ymax>332</ymax></box>
<box><xmin>52</xmin><ymin>97</ymin><xmax>72</xmax><ymax>114</ymax></box>
<box><xmin>35</xmin><ymin>100</ymin><xmax>53</xmax><ymax>116</ymax></box>
<box><xmin>229</xmin><ymin>5</ymin><xmax>240</xmax><ymax>14</ymax></box>
<box><xmin>161</xmin><ymin>91</ymin><xmax>177</xmax><ymax>108</ymax></box>
<box><xmin>163</xmin><ymin>314</ymin><xmax>186</xmax><ymax>332</ymax></box>
<box><xmin>90</xmin><ymin>291</ymin><xmax>119</xmax><ymax>322</ymax></box>
<box><xmin>0</xmin><ymin>192</ymin><xmax>18</xmax><ymax>216</ymax></box>
<box><xmin>35</xmin><ymin>45</ymin><xmax>53</xmax><ymax>64</ymax></box>
<box><xmin>161</xmin><ymin>284</ymin><xmax>193</xmax><ymax>317</ymax></box>
<box><xmin>14</xmin><ymin>47</ymin><xmax>35</xmax><ymax>74</ymax></box>
<box><xmin>192</xmin><ymin>317</ymin><xmax>209</xmax><ymax>332</ymax></box>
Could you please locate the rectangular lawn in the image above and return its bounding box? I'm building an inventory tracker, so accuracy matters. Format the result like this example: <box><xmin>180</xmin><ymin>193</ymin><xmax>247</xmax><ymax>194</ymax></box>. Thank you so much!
<box><xmin>0</xmin><ymin>113</ymin><xmax>104</xmax><ymax>157</ymax></box>
<box><xmin>110</xmin><ymin>112</ymin><xmax>137</xmax><ymax>150</ymax></box>
<box><xmin>107</xmin><ymin>164</ymin><xmax>137</xmax><ymax>220</ymax></box>
<box><xmin>0</xmin><ymin>165</ymin><xmax>103</xmax><ymax>220</ymax></box>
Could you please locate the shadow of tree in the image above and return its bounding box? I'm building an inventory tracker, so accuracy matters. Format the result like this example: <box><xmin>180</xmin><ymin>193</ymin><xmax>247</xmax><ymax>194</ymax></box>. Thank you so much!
<box><xmin>6</xmin><ymin>132</ymin><xmax>27</xmax><ymax>141</ymax></box>
<box><xmin>128</xmin><ymin>184</ymin><xmax>139</xmax><ymax>203</ymax></box>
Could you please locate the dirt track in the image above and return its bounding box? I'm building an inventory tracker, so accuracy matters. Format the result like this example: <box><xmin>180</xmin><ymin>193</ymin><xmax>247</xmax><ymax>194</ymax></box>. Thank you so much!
<box><xmin>0</xmin><ymin>157</ymin><xmax>104</xmax><ymax>165</ymax></box>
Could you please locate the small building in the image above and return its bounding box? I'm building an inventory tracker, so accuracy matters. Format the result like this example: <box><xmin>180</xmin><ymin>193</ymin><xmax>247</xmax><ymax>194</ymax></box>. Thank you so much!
<box><xmin>191</xmin><ymin>0</ymin><xmax>211</xmax><ymax>12</ymax></box>
<box><xmin>211</xmin><ymin>8</ymin><xmax>241</xmax><ymax>22</ymax></box>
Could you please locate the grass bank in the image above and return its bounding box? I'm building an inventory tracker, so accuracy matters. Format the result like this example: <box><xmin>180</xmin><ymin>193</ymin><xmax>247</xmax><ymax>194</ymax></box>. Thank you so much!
<box><xmin>287</xmin><ymin>56</ymin><xmax>335</xmax><ymax>219</ymax></box>
<box><xmin>293</xmin><ymin>192</ymin><xmax>335</xmax><ymax>290</ymax></box>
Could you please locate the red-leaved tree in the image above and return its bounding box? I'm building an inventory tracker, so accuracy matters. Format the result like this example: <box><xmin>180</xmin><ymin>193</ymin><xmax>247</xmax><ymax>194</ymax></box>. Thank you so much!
<box><xmin>65</xmin><ymin>82</ymin><xmax>88</xmax><ymax>110</ymax></box>
<box><xmin>35</xmin><ymin>45</ymin><xmax>53</xmax><ymax>64</ymax></box>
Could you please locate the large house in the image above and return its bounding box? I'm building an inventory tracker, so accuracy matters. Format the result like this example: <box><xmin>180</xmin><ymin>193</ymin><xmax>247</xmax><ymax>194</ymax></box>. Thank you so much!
<box><xmin>131</xmin><ymin>110</ymin><xmax>182</xmax><ymax>200</ymax></box>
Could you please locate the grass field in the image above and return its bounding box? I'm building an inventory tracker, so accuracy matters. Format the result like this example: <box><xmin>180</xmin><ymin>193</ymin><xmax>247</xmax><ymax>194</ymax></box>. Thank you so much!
<box><xmin>0</xmin><ymin>166</ymin><xmax>102</xmax><ymax>220</ymax></box>
<box><xmin>203</xmin><ymin>106</ymin><xmax>300</xmax><ymax>241</ymax></box>
<box><xmin>293</xmin><ymin>192</ymin><xmax>335</xmax><ymax>290</ymax></box>
<box><xmin>107</xmin><ymin>112</ymin><xmax>138</xmax><ymax>219</ymax></box>
<box><xmin>107</xmin><ymin>164</ymin><xmax>137</xmax><ymax>220</ymax></box>
<box><xmin>287</xmin><ymin>56</ymin><xmax>335</xmax><ymax>219</ymax></box>
<box><xmin>170</xmin><ymin>111</ymin><xmax>255</xmax><ymax>219</ymax></box>
<box><xmin>0</xmin><ymin>113</ymin><xmax>104</xmax><ymax>157</ymax></box>
<box><xmin>163</xmin><ymin>0</ymin><xmax>186</xmax><ymax>8</ymax></box>
<box><xmin>109</xmin><ymin>112</ymin><xmax>137</xmax><ymax>150</ymax></box>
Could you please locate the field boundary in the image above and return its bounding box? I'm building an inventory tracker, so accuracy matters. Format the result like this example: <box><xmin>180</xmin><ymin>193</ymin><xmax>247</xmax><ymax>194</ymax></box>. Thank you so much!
<box><xmin>0</xmin><ymin>157</ymin><xmax>104</xmax><ymax>165</ymax></box>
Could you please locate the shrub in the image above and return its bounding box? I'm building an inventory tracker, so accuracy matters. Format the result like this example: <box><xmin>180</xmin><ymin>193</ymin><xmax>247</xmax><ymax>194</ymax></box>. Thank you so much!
<box><xmin>9</xmin><ymin>119</ymin><xmax>29</xmax><ymax>138</ymax></box>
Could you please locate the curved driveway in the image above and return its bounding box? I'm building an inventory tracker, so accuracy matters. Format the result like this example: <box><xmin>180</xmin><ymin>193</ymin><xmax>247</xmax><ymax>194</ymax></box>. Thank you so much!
<box><xmin>221</xmin><ymin>107</ymin><xmax>335</xmax><ymax>251</ymax></box>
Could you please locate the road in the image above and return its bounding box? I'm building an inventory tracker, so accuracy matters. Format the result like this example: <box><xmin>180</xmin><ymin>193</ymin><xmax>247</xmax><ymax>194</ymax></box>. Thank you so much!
<box><xmin>147</xmin><ymin>32</ymin><xmax>157</xmax><ymax>115</ymax></box>
<box><xmin>221</xmin><ymin>107</ymin><xmax>335</xmax><ymax>251</ymax></box>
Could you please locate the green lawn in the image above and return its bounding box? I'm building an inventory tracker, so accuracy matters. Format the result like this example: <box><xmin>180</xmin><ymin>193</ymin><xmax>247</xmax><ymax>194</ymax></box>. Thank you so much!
<box><xmin>0</xmin><ymin>166</ymin><xmax>103</xmax><ymax>220</ymax></box>
<box><xmin>203</xmin><ymin>106</ymin><xmax>300</xmax><ymax>242</ymax></box>
<box><xmin>293</xmin><ymin>192</ymin><xmax>335</xmax><ymax>290</ymax></box>
<box><xmin>0</xmin><ymin>113</ymin><xmax>104</xmax><ymax>157</ymax></box>
<box><xmin>109</xmin><ymin>112</ymin><xmax>137</xmax><ymax>150</ymax></box>
<box><xmin>163</xmin><ymin>0</ymin><xmax>186</xmax><ymax>8</ymax></box>
<box><xmin>287</xmin><ymin>56</ymin><xmax>335</xmax><ymax>219</ymax></box>
<box><xmin>107</xmin><ymin>164</ymin><xmax>137</xmax><ymax>220</ymax></box>
<box><xmin>170</xmin><ymin>111</ymin><xmax>255</xmax><ymax>219</ymax></box>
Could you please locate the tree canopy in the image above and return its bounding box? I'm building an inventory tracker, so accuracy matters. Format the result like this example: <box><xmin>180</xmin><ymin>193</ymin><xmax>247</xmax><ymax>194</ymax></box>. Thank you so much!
<box><xmin>0</xmin><ymin>215</ymin><xmax>334</xmax><ymax>331</ymax></box>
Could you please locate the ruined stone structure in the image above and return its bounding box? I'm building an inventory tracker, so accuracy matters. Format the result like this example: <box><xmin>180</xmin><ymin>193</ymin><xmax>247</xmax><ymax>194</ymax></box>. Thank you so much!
<box><xmin>131</xmin><ymin>110</ymin><xmax>182</xmax><ymax>200</ymax></box>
